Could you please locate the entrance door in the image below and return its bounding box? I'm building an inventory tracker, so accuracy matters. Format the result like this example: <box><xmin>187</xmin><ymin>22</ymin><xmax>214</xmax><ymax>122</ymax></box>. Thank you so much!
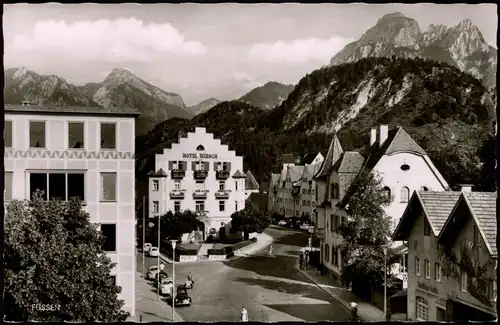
<box><xmin>436</xmin><ymin>307</ymin><xmax>446</xmax><ymax>321</ymax></box>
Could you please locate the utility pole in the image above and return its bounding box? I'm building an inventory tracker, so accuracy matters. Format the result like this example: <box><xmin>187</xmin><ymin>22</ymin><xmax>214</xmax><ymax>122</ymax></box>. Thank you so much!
<box><xmin>157</xmin><ymin>180</ymin><xmax>162</xmax><ymax>301</ymax></box>
<box><xmin>142</xmin><ymin>196</ymin><xmax>145</xmax><ymax>278</ymax></box>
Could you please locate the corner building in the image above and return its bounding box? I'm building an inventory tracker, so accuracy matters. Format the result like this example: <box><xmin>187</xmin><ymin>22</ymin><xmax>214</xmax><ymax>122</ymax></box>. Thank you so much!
<box><xmin>3</xmin><ymin>103</ymin><xmax>138</xmax><ymax>316</ymax></box>
<box><xmin>148</xmin><ymin>127</ymin><xmax>246</xmax><ymax>239</ymax></box>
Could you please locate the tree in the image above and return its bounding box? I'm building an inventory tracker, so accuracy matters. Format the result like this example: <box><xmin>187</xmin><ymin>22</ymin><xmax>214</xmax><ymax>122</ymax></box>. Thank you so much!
<box><xmin>230</xmin><ymin>202</ymin><xmax>271</xmax><ymax>240</ymax></box>
<box><xmin>338</xmin><ymin>171</ymin><xmax>401</xmax><ymax>292</ymax></box>
<box><xmin>4</xmin><ymin>191</ymin><xmax>129</xmax><ymax>322</ymax></box>
<box><xmin>145</xmin><ymin>210</ymin><xmax>201</xmax><ymax>243</ymax></box>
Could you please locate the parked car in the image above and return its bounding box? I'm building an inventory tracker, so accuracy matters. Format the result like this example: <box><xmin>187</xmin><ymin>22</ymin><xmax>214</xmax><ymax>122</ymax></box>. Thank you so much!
<box><xmin>160</xmin><ymin>278</ymin><xmax>174</xmax><ymax>296</ymax></box>
<box><xmin>278</xmin><ymin>220</ymin><xmax>287</xmax><ymax>226</ymax></box>
<box><xmin>149</xmin><ymin>247</ymin><xmax>159</xmax><ymax>257</ymax></box>
<box><xmin>170</xmin><ymin>286</ymin><xmax>192</xmax><ymax>307</ymax></box>
<box><xmin>147</xmin><ymin>266</ymin><xmax>159</xmax><ymax>280</ymax></box>
<box><xmin>300</xmin><ymin>223</ymin><xmax>310</xmax><ymax>231</ymax></box>
<box><xmin>143</xmin><ymin>243</ymin><xmax>152</xmax><ymax>253</ymax></box>
<box><xmin>154</xmin><ymin>271</ymin><xmax>169</xmax><ymax>286</ymax></box>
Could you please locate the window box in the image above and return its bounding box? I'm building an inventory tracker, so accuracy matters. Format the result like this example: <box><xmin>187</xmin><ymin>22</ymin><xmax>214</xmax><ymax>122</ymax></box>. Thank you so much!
<box><xmin>216</xmin><ymin>170</ymin><xmax>230</xmax><ymax>180</ymax></box>
<box><xmin>215</xmin><ymin>190</ymin><xmax>230</xmax><ymax>199</ymax></box>
<box><xmin>194</xmin><ymin>170</ymin><xmax>208</xmax><ymax>179</ymax></box>
<box><xmin>193</xmin><ymin>190</ymin><xmax>208</xmax><ymax>199</ymax></box>
<box><xmin>169</xmin><ymin>190</ymin><xmax>185</xmax><ymax>199</ymax></box>
<box><xmin>171</xmin><ymin>169</ymin><xmax>186</xmax><ymax>179</ymax></box>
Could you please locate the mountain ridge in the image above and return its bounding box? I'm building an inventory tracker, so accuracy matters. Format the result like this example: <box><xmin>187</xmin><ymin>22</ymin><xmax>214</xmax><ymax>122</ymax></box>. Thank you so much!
<box><xmin>237</xmin><ymin>81</ymin><xmax>295</xmax><ymax>110</ymax></box>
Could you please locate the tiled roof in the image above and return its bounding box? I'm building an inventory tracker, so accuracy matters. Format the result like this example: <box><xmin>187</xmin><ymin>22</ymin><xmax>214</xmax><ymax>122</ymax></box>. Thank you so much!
<box><xmin>287</xmin><ymin>166</ymin><xmax>305</xmax><ymax>183</ymax></box>
<box><xmin>464</xmin><ymin>192</ymin><xmax>497</xmax><ymax>256</ymax></box>
<box><xmin>314</xmin><ymin>134</ymin><xmax>343</xmax><ymax>179</ymax></box>
<box><xmin>301</xmin><ymin>153</ymin><xmax>321</xmax><ymax>165</ymax></box>
<box><xmin>385</xmin><ymin>128</ymin><xmax>427</xmax><ymax>156</ymax></box>
<box><xmin>5</xmin><ymin>104</ymin><xmax>141</xmax><ymax>117</ymax></box>
<box><xmin>419</xmin><ymin>191</ymin><xmax>462</xmax><ymax>234</ymax></box>
<box><xmin>334</xmin><ymin>151</ymin><xmax>365</xmax><ymax>174</ymax></box>
<box><xmin>281</xmin><ymin>154</ymin><xmax>296</xmax><ymax>164</ymax></box>
<box><xmin>302</xmin><ymin>163</ymin><xmax>321</xmax><ymax>182</ymax></box>
<box><xmin>245</xmin><ymin>170</ymin><xmax>260</xmax><ymax>190</ymax></box>
<box><xmin>148</xmin><ymin>168</ymin><xmax>168</xmax><ymax>177</ymax></box>
<box><xmin>232</xmin><ymin>170</ymin><xmax>246</xmax><ymax>178</ymax></box>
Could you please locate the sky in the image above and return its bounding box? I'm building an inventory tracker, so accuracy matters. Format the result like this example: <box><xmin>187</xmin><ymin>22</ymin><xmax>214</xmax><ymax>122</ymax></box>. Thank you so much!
<box><xmin>4</xmin><ymin>3</ymin><xmax>497</xmax><ymax>106</ymax></box>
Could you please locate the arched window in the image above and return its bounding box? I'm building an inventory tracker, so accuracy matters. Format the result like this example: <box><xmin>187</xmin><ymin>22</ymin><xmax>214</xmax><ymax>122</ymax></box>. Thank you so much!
<box><xmin>196</xmin><ymin>145</ymin><xmax>205</xmax><ymax>151</ymax></box>
<box><xmin>401</xmin><ymin>186</ymin><xmax>410</xmax><ymax>203</ymax></box>
<box><xmin>416</xmin><ymin>296</ymin><xmax>429</xmax><ymax>320</ymax></box>
<box><xmin>420</xmin><ymin>186</ymin><xmax>429</xmax><ymax>192</ymax></box>
<box><xmin>382</xmin><ymin>186</ymin><xmax>391</xmax><ymax>200</ymax></box>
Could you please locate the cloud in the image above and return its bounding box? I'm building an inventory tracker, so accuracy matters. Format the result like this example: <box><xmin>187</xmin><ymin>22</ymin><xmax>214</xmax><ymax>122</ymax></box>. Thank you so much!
<box><xmin>246</xmin><ymin>36</ymin><xmax>354</xmax><ymax>64</ymax></box>
<box><xmin>7</xmin><ymin>18</ymin><xmax>207</xmax><ymax>63</ymax></box>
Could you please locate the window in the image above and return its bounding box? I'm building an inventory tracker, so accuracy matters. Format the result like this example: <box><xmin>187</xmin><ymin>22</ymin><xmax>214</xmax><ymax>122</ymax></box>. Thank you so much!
<box><xmin>100</xmin><ymin>224</ymin><xmax>116</xmax><ymax>252</ymax></box>
<box><xmin>29</xmin><ymin>121</ymin><xmax>46</xmax><ymax>148</ymax></box>
<box><xmin>174</xmin><ymin>180</ymin><xmax>181</xmax><ymax>190</ymax></box>
<box><xmin>424</xmin><ymin>219</ymin><xmax>431</xmax><ymax>236</ymax></box>
<box><xmin>330</xmin><ymin>183</ymin><xmax>335</xmax><ymax>199</ymax></box>
<box><xmin>473</xmin><ymin>225</ymin><xmax>482</xmax><ymax>246</ymax></box>
<box><xmin>195</xmin><ymin>201</ymin><xmax>205</xmax><ymax>212</ymax></box>
<box><xmin>424</xmin><ymin>259</ymin><xmax>430</xmax><ymax>279</ymax></box>
<box><xmin>330</xmin><ymin>215</ymin><xmax>334</xmax><ymax>231</ymax></box>
<box><xmin>100</xmin><ymin>173</ymin><xmax>117</xmax><ymax>201</ymax></box>
<box><xmin>401</xmin><ymin>164</ymin><xmax>410</xmax><ymax>171</ymax></box>
<box><xmin>415</xmin><ymin>257</ymin><xmax>420</xmax><ymax>276</ymax></box>
<box><xmin>153</xmin><ymin>201</ymin><xmax>159</xmax><ymax>213</ymax></box>
<box><xmin>235</xmin><ymin>201</ymin><xmax>238</xmax><ymax>211</ymax></box>
<box><xmin>68</xmin><ymin>122</ymin><xmax>84</xmax><ymax>149</ymax></box>
<box><xmin>172</xmin><ymin>161</ymin><xmax>179</xmax><ymax>170</ymax></box>
<box><xmin>325</xmin><ymin>244</ymin><xmax>330</xmax><ymax>261</ymax></box>
<box><xmin>219</xmin><ymin>201</ymin><xmax>225</xmax><ymax>212</ymax></box>
<box><xmin>152</xmin><ymin>180</ymin><xmax>159</xmax><ymax>191</ymax></box>
<box><xmin>333</xmin><ymin>246</ymin><xmax>339</xmax><ymax>267</ymax></box>
<box><xmin>5</xmin><ymin>120</ymin><xmax>12</xmax><ymax>148</ymax></box>
<box><xmin>219</xmin><ymin>181</ymin><xmax>225</xmax><ymax>191</ymax></box>
<box><xmin>4</xmin><ymin>172</ymin><xmax>13</xmax><ymax>201</ymax></box>
<box><xmin>222</xmin><ymin>162</ymin><xmax>228</xmax><ymax>171</ymax></box>
<box><xmin>110</xmin><ymin>275</ymin><xmax>117</xmax><ymax>286</ymax></box>
<box><xmin>29</xmin><ymin>172</ymin><xmax>85</xmax><ymax>201</ymax></box>
<box><xmin>400</xmin><ymin>186</ymin><xmax>410</xmax><ymax>203</ymax></box>
<box><xmin>421</xmin><ymin>186</ymin><xmax>429</xmax><ymax>191</ymax></box>
<box><xmin>461</xmin><ymin>272</ymin><xmax>468</xmax><ymax>292</ymax></box>
<box><xmin>174</xmin><ymin>201</ymin><xmax>181</xmax><ymax>213</ymax></box>
<box><xmin>100</xmin><ymin>123</ymin><xmax>116</xmax><ymax>149</ymax></box>
<box><xmin>435</xmin><ymin>263</ymin><xmax>441</xmax><ymax>282</ymax></box>
<box><xmin>195</xmin><ymin>181</ymin><xmax>205</xmax><ymax>191</ymax></box>
<box><xmin>382</xmin><ymin>186</ymin><xmax>391</xmax><ymax>200</ymax></box>
<box><xmin>331</xmin><ymin>246</ymin><xmax>335</xmax><ymax>264</ymax></box>
<box><xmin>416</xmin><ymin>297</ymin><xmax>429</xmax><ymax>321</ymax></box>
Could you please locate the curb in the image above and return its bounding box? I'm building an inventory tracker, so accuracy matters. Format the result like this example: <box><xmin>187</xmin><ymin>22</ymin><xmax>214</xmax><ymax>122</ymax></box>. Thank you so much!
<box><xmin>294</xmin><ymin>266</ymin><xmax>361</xmax><ymax>320</ymax></box>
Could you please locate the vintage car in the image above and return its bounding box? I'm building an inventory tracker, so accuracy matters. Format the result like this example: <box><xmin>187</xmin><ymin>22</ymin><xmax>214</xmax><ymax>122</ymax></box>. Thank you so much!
<box><xmin>169</xmin><ymin>286</ymin><xmax>192</xmax><ymax>307</ymax></box>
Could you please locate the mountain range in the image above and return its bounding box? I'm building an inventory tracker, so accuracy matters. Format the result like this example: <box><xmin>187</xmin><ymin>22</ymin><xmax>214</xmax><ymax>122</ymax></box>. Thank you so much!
<box><xmin>330</xmin><ymin>13</ymin><xmax>496</xmax><ymax>88</ymax></box>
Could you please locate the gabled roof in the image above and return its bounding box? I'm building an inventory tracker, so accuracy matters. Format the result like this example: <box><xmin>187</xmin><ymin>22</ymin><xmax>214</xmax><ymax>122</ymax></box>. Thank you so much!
<box><xmin>301</xmin><ymin>163</ymin><xmax>321</xmax><ymax>182</ymax></box>
<box><xmin>148</xmin><ymin>168</ymin><xmax>168</xmax><ymax>177</ymax></box>
<box><xmin>232</xmin><ymin>170</ymin><xmax>246</xmax><ymax>179</ymax></box>
<box><xmin>438</xmin><ymin>192</ymin><xmax>497</xmax><ymax>257</ymax></box>
<box><xmin>245</xmin><ymin>170</ymin><xmax>260</xmax><ymax>190</ymax></box>
<box><xmin>314</xmin><ymin>134</ymin><xmax>343</xmax><ymax>180</ymax></box>
<box><xmin>333</xmin><ymin>151</ymin><xmax>365</xmax><ymax>174</ymax></box>
<box><xmin>281</xmin><ymin>154</ymin><xmax>296</xmax><ymax>164</ymax></box>
<box><xmin>287</xmin><ymin>166</ymin><xmax>305</xmax><ymax>183</ymax></box>
<box><xmin>393</xmin><ymin>191</ymin><xmax>461</xmax><ymax>241</ymax></box>
<box><xmin>301</xmin><ymin>153</ymin><xmax>321</xmax><ymax>165</ymax></box>
<box><xmin>270</xmin><ymin>174</ymin><xmax>281</xmax><ymax>187</ymax></box>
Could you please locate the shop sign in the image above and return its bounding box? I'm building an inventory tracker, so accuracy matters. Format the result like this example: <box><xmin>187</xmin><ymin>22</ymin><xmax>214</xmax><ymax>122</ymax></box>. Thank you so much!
<box><xmin>418</xmin><ymin>281</ymin><xmax>439</xmax><ymax>294</ymax></box>
<box><xmin>182</xmin><ymin>153</ymin><xmax>218</xmax><ymax>159</ymax></box>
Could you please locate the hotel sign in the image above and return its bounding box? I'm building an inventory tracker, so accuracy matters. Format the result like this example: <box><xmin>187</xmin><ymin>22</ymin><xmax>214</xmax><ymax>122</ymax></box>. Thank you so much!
<box><xmin>418</xmin><ymin>281</ymin><xmax>439</xmax><ymax>294</ymax></box>
<box><xmin>182</xmin><ymin>153</ymin><xmax>218</xmax><ymax>159</ymax></box>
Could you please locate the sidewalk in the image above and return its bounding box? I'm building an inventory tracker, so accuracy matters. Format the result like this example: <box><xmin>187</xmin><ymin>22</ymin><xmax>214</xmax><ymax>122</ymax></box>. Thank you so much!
<box><xmin>295</xmin><ymin>265</ymin><xmax>386</xmax><ymax>321</ymax></box>
<box><xmin>131</xmin><ymin>271</ymin><xmax>185</xmax><ymax>322</ymax></box>
<box><xmin>229</xmin><ymin>232</ymin><xmax>274</xmax><ymax>260</ymax></box>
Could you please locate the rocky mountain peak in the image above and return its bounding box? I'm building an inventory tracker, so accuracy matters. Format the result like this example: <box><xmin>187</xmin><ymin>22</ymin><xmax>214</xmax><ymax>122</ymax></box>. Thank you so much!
<box><xmin>105</xmin><ymin>68</ymin><xmax>139</xmax><ymax>84</ymax></box>
<box><xmin>376</xmin><ymin>12</ymin><xmax>406</xmax><ymax>24</ymax></box>
<box><xmin>11</xmin><ymin>67</ymin><xmax>31</xmax><ymax>80</ymax></box>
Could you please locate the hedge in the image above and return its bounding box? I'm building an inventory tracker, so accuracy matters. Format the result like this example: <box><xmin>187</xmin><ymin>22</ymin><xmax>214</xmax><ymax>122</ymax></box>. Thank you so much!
<box><xmin>207</xmin><ymin>248</ymin><xmax>227</xmax><ymax>255</ymax></box>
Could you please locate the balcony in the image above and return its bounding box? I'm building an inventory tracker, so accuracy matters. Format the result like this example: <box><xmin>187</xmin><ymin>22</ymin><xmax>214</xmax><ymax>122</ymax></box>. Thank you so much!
<box><xmin>216</xmin><ymin>170</ymin><xmax>230</xmax><ymax>180</ymax></box>
<box><xmin>171</xmin><ymin>169</ymin><xmax>185</xmax><ymax>179</ymax></box>
<box><xmin>196</xmin><ymin>210</ymin><xmax>209</xmax><ymax>217</ymax></box>
<box><xmin>215</xmin><ymin>190</ymin><xmax>230</xmax><ymax>199</ymax></box>
<box><xmin>193</xmin><ymin>189</ymin><xmax>209</xmax><ymax>199</ymax></box>
<box><xmin>169</xmin><ymin>190</ymin><xmax>185</xmax><ymax>199</ymax></box>
<box><xmin>193</xmin><ymin>170</ymin><xmax>208</xmax><ymax>179</ymax></box>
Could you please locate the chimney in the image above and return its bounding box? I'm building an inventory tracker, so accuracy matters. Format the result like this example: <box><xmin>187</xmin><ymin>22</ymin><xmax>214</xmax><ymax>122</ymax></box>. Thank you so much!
<box><xmin>370</xmin><ymin>127</ymin><xmax>377</xmax><ymax>146</ymax></box>
<box><xmin>459</xmin><ymin>184</ymin><xmax>473</xmax><ymax>193</ymax></box>
<box><xmin>379</xmin><ymin>125</ymin><xmax>389</xmax><ymax>147</ymax></box>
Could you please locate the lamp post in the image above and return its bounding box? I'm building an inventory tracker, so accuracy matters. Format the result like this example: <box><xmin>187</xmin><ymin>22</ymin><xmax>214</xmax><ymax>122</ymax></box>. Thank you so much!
<box><xmin>142</xmin><ymin>196</ymin><xmax>146</xmax><ymax>278</ymax></box>
<box><xmin>171</xmin><ymin>239</ymin><xmax>177</xmax><ymax>322</ymax></box>
<box><xmin>157</xmin><ymin>212</ymin><xmax>161</xmax><ymax>301</ymax></box>
<box><xmin>382</xmin><ymin>245</ymin><xmax>388</xmax><ymax>318</ymax></box>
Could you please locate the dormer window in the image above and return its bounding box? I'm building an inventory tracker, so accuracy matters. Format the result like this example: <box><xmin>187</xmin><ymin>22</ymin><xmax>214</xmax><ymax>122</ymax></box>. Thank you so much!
<box><xmin>420</xmin><ymin>186</ymin><xmax>429</xmax><ymax>191</ymax></box>
<box><xmin>196</xmin><ymin>145</ymin><xmax>205</xmax><ymax>151</ymax></box>
<box><xmin>382</xmin><ymin>187</ymin><xmax>391</xmax><ymax>200</ymax></box>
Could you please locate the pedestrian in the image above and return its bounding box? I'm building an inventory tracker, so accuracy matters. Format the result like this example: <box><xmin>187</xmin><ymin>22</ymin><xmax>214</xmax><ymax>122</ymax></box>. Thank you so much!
<box><xmin>386</xmin><ymin>305</ymin><xmax>392</xmax><ymax>322</ymax></box>
<box><xmin>349</xmin><ymin>302</ymin><xmax>358</xmax><ymax>322</ymax></box>
<box><xmin>241</xmin><ymin>306</ymin><xmax>248</xmax><ymax>322</ymax></box>
<box><xmin>139</xmin><ymin>313</ymin><xmax>143</xmax><ymax>322</ymax></box>
<box><xmin>268</xmin><ymin>244</ymin><xmax>274</xmax><ymax>256</ymax></box>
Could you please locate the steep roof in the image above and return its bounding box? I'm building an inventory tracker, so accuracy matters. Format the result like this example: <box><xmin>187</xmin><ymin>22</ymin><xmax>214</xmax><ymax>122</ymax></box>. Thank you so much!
<box><xmin>393</xmin><ymin>191</ymin><xmax>462</xmax><ymax>240</ymax></box>
<box><xmin>287</xmin><ymin>165</ymin><xmax>305</xmax><ymax>183</ymax></box>
<box><xmin>339</xmin><ymin>127</ymin><xmax>437</xmax><ymax>207</ymax></box>
<box><xmin>334</xmin><ymin>151</ymin><xmax>365</xmax><ymax>174</ymax></box>
<box><xmin>148</xmin><ymin>168</ymin><xmax>168</xmax><ymax>177</ymax></box>
<box><xmin>281</xmin><ymin>154</ymin><xmax>296</xmax><ymax>164</ymax></box>
<box><xmin>314</xmin><ymin>134</ymin><xmax>343</xmax><ymax>179</ymax></box>
<box><xmin>245</xmin><ymin>170</ymin><xmax>260</xmax><ymax>190</ymax></box>
<box><xmin>270</xmin><ymin>173</ymin><xmax>281</xmax><ymax>187</ymax></box>
<box><xmin>462</xmin><ymin>192</ymin><xmax>497</xmax><ymax>256</ymax></box>
<box><xmin>301</xmin><ymin>153</ymin><xmax>321</xmax><ymax>165</ymax></box>
<box><xmin>302</xmin><ymin>163</ymin><xmax>321</xmax><ymax>182</ymax></box>
<box><xmin>232</xmin><ymin>170</ymin><xmax>246</xmax><ymax>178</ymax></box>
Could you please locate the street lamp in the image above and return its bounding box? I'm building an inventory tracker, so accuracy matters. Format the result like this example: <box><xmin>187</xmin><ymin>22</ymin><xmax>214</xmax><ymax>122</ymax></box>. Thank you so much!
<box><xmin>156</xmin><ymin>212</ymin><xmax>162</xmax><ymax>301</ymax></box>
<box><xmin>382</xmin><ymin>245</ymin><xmax>388</xmax><ymax>318</ymax></box>
<box><xmin>171</xmin><ymin>239</ymin><xmax>177</xmax><ymax>322</ymax></box>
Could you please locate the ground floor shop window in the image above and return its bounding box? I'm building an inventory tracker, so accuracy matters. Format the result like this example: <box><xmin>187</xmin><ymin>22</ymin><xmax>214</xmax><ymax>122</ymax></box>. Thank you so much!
<box><xmin>416</xmin><ymin>296</ymin><xmax>429</xmax><ymax>321</ymax></box>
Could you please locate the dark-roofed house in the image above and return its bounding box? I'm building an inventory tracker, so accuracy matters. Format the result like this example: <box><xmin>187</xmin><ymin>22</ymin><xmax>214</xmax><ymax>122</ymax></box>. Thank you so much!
<box><xmin>300</xmin><ymin>152</ymin><xmax>324</xmax><ymax>166</ymax></box>
<box><xmin>284</xmin><ymin>165</ymin><xmax>305</xmax><ymax>218</ymax></box>
<box><xmin>245</xmin><ymin>170</ymin><xmax>260</xmax><ymax>199</ymax></box>
<box><xmin>315</xmin><ymin>125</ymin><xmax>450</xmax><ymax>286</ymax></box>
<box><xmin>393</xmin><ymin>188</ymin><xmax>497</xmax><ymax>321</ymax></box>
<box><xmin>4</xmin><ymin>102</ymin><xmax>140</xmax><ymax>316</ymax></box>
<box><xmin>268</xmin><ymin>173</ymin><xmax>281</xmax><ymax>213</ymax></box>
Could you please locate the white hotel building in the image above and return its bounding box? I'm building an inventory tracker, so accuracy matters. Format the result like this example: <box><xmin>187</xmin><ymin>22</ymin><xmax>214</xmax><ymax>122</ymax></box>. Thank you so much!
<box><xmin>147</xmin><ymin>127</ymin><xmax>247</xmax><ymax>239</ymax></box>
<box><xmin>3</xmin><ymin>103</ymin><xmax>138</xmax><ymax>316</ymax></box>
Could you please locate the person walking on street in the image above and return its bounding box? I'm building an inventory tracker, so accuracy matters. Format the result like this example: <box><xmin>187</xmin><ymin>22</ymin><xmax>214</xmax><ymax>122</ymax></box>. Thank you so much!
<box><xmin>268</xmin><ymin>244</ymin><xmax>274</xmax><ymax>256</ymax></box>
<box><xmin>241</xmin><ymin>306</ymin><xmax>248</xmax><ymax>322</ymax></box>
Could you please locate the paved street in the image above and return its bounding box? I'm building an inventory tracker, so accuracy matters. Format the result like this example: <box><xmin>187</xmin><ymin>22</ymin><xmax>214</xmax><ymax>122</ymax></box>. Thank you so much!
<box><xmin>136</xmin><ymin>226</ymin><xmax>350</xmax><ymax>322</ymax></box>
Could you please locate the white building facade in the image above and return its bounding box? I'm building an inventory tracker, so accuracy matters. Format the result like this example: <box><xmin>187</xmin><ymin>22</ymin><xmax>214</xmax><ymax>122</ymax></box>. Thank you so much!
<box><xmin>148</xmin><ymin>127</ymin><xmax>246</xmax><ymax>239</ymax></box>
<box><xmin>3</xmin><ymin>104</ymin><xmax>139</xmax><ymax>316</ymax></box>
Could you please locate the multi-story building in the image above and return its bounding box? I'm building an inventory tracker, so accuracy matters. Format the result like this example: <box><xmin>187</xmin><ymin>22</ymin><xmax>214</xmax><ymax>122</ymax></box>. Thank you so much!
<box><xmin>3</xmin><ymin>103</ymin><xmax>139</xmax><ymax>316</ymax></box>
<box><xmin>268</xmin><ymin>153</ymin><xmax>323</xmax><ymax>219</ymax></box>
<box><xmin>314</xmin><ymin>125</ymin><xmax>450</xmax><ymax>285</ymax></box>
<box><xmin>147</xmin><ymin>127</ymin><xmax>246</xmax><ymax>240</ymax></box>
<box><xmin>393</xmin><ymin>189</ymin><xmax>496</xmax><ymax>321</ymax></box>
